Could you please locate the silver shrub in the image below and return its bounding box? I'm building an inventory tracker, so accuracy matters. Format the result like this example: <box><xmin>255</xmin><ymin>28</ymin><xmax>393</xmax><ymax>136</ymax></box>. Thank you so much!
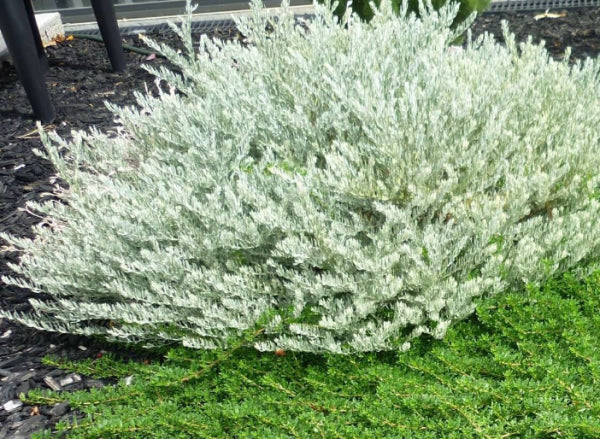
<box><xmin>3</xmin><ymin>0</ymin><xmax>600</xmax><ymax>353</ymax></box>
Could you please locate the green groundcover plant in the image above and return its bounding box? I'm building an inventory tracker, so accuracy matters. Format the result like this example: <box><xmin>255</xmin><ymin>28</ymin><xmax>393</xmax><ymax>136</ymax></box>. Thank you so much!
<box><xmin>3</xmin><ymin>0</ymin><xmax>600</xmax><ymax>353</ymax></box>
<box><xmin>26</xmin><ymin>270</ymin><xmax>600</xmax><ymax>438</ymax></box>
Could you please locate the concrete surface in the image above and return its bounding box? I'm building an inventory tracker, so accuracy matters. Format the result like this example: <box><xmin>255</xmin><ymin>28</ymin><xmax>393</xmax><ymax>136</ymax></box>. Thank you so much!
<box><xmin>0</xmin><ymin>12</ymin><xmax>64</xmax><ymax>63</ymax></box>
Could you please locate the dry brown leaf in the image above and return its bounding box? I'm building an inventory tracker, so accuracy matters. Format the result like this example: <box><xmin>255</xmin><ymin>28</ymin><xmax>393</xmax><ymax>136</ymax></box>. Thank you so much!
<box><xmin>534</xmin><ymin>9</ymin><xmax>567</xmax><ymax>20</ymax></box>
<box><xmin>16</xmin><ymin>124</ymin><xmax>56</xmax><ymax>139</ymax></box>
<box><xmin>43</xmin><ymin>34</ymin><xmax>75</xmax><ymax>47</ymax></box>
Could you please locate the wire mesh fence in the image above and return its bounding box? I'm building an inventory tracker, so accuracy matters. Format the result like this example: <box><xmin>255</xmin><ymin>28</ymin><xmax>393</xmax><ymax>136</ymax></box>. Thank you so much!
<box><xmin>489</xmin><ymin>0</ymin><xmax>599</xmax><ymax>11</ymax></box>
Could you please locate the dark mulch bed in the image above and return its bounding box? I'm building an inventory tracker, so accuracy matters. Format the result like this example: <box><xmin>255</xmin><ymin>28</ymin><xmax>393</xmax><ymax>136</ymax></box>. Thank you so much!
<box><xmin>1</xmin><ymin>7</ymin><xmax>600</xmax><ymax>438</ymax></box>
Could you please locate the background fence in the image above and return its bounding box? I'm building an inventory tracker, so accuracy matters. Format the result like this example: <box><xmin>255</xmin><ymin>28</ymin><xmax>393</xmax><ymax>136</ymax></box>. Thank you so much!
<box><xmin>32</xmin><ymin>0</ymin><xmax>600</xmax><ymax>22</ymax></box>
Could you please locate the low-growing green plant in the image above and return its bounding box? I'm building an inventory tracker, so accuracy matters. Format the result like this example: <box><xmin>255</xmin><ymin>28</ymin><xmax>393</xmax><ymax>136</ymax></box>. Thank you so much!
<box><xmin>25</xmin><ymin>269</ymin><xmax>600</xmax><ymax>438</ymax></box>
<box><xmin>2</xmin><ymin>0</ymin><xmax>600</xmax><ymax>353</ymax></box>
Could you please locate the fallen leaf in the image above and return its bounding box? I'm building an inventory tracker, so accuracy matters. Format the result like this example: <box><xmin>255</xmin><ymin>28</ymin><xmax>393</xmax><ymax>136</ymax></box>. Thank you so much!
<box><xmin>16</xmin><ymin>124</ymin><xmax>55</xmax><ymax>139</ymax></box>
<box><xmin>534</xmin><ymin>9</ymin><xmax>567</xmax><ymax>20</ymax></box>
<box><xmin>43</xmin><ymin>34</ymin><xmax>75</xmax><ymax>48</ymax></box>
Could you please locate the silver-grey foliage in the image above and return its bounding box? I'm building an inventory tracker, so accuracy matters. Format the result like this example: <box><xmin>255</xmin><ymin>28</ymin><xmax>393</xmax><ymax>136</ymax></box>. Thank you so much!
<box><xmin>3</xmin><ymin>0</ymin><xmax>600</xmax><ymax>353</ymax></box>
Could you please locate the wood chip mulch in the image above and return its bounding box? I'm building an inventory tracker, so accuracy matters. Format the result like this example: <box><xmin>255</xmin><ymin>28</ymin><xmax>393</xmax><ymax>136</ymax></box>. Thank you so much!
<box><xmin>1</xmin><ymin>9</ymin><xmax>600</xmax><ymax>437</ymax></box>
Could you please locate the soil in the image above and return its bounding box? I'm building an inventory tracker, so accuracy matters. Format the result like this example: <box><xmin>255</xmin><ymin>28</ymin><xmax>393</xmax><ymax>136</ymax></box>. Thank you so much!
<box><xmin>1</xmin><ymin>7</ymin><xmax>600</xmax><ymax>438</ymax></box>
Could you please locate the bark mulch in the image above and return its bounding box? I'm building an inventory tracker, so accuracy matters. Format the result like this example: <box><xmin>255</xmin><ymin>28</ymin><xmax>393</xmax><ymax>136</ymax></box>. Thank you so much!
<box><xmin>1</xmin><ymin>7</ymin><xmax>600</xmax><ymax>438</ymax></box>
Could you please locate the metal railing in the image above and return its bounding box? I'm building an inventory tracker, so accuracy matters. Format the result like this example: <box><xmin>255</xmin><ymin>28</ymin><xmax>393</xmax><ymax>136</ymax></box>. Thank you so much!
<box><xmin>489</xmin><ymin>0</ymin><xmax>600</xmax><ymax>11</ymax></box>
<box><xmin>34</xmin><ymin>0</ymin><xmax>600</xmax><ymax>23</ymax></box>
<box><xmin>34</xmin><ymin>0</ymin><xmax>312</xmax><ymax>23</ymax></box>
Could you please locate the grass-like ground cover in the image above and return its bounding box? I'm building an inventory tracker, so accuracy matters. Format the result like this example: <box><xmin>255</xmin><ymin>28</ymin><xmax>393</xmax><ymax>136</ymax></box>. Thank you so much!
<box><xmin>26</xmin><ymin>269</ymin><xmax>600</xmax><ymax>438</ymax></box>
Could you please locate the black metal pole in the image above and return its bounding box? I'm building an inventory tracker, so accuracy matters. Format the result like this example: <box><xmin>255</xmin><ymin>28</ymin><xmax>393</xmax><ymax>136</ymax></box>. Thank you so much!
<box><xmin>0</xmin><ymin>0</ymin><xmax>55</xmax><ymax>122</ymax></box>
<box><xmin>90</xmin><ymin>0</ymin><xmax>126</xmax><ymax>71</ymax></box>
<box><xmin>24</xmin><ymin>0</ymin><xmax>49</xmax><ymax>72</ymax></box>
